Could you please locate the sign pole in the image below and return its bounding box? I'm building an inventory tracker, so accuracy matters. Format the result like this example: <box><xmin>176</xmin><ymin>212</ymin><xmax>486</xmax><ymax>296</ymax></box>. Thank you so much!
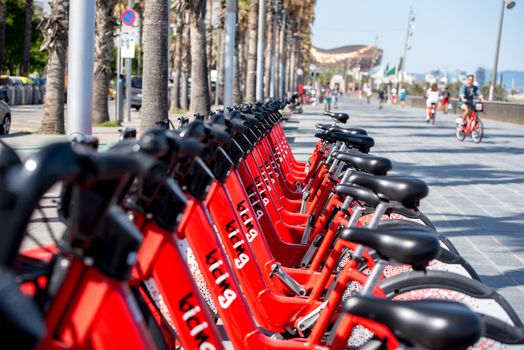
<box><xmin>125</xmin><ymin>0</ymin><xmax>134</xmax><ymax>122</ymax></box>
<box><xmin>66</xmin><ymin>0</ymin><xmax>95</xmax><ymax>139</ymax></box>
<box><xmin>116</xmin><ymin>27</ymin><xmax>122</xmax><ymax>122</ymax></box>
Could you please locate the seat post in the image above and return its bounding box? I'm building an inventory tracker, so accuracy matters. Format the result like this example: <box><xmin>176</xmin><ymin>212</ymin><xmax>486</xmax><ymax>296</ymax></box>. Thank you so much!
<box><xmin>360</xmin><ymin>260</ymin><xmax>386</xmax><ymax>296</ymax></box>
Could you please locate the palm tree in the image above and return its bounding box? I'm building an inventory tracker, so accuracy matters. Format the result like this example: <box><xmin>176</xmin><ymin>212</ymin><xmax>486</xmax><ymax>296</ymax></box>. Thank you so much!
<box><xmin>21</xmin><ymin>0</ymin><xmax>33</xmax><ymax>76</ymax></box>
<box><xmin>180</xmin><ymin>10</ymin><xmax>190</xmax><ymax>111</ymax></box>
<box><xmin>184</xmin><ymin>0</ymin><xmax>210</xmax><ymax>115</ymax></box>
<box><xmin>206</xmin><ymin>0</ymin><xmax>213</xmax><ymax>99</ymax></box>
<box><xmin>263</xmin><ymin>0</ymin><xmax>273</xmax><ymax>98</ymax></box>
<box><xmin>169</xmin><ymin>0</ymin><xmax>183</xmax><ymax>113</ymax></box>
<box><xmin>214</xmin><ymin>0</ymin><xmax>225</xmax><ymax>106</ymax></box>
<box><xmin>39</xmin><ymin>0</ymin><xmax>69</xmax><ymax>134</ymax></box>
<box><xmin>234</xmin><ymin>0</ymin><xmax>248</xmax><ymax>103</ymax></box>
<box><xmin>92</xmin><ymin>0</ymin><xmax>117</xmax><ymax>124</ymax></box>
<box><xmin>141</xmin><ymin>0</ymin><xmax>169</xmax><ymax>131</ymax></box>
<box><xmin>244</xmin><ymin>0</ymin><xmax>258</xmax><ymax>102</ymax></box>
<box><xmin>0</xmin><ymin>0</ymin><xmax>8</xmax><ymax>74</ymax></box>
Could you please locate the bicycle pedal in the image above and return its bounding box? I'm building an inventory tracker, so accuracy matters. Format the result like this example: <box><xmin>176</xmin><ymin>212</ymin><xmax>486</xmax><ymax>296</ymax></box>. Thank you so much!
<box><xmin>296</xmin><ymin>301</ymin><xmax>327</xmax><ymax>332</ymax></box>
<box><xmin>300</xmin><ymin>235</ymin><xmax>324</xmax><ymax>268</ymax></box>
<box><xmin>269</xmin><ymin>263</ymin><xmax>306</xmax><ymax>296</ymax></box>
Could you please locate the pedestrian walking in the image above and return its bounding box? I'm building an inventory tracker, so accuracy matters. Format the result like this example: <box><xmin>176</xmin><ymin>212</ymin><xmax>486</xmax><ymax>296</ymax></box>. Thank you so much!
<box><xmin>441</xmin><ymin>87</ymin><xmax>451</xmax><ymax>114</ymax></box>
<box><xmin>391</xmin><ymin>87</ymin><xmax>397</xmax><ymax>104</ymax></box>
<box><xmin>363</xmin><ymin>83</ymin><xmax>372</xmax><ymax>104</ymax></box>
<box><xmin>378</xmin><ymin>88</ymin><xmax>385</xmax><ymax>109</ymax></box>
<box><xmin>323</xmin><ymin>87</ymin><xmax>332</xmax><ymax>112</ymax></box>
<box><xmin>332</xmin><ymin>87</ymin><xmax>339</xmax><ymax>109</ymax></box>
<box><xmin>399</xmin><ymin>87</ymin><xmax>406</xmax><ymax>107</ymax></box>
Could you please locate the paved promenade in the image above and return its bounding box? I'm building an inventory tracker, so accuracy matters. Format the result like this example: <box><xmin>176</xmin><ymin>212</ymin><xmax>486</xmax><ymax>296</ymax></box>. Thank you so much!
<box><xmin>283</xmin><ymin>95</ymin><xmax>524</xmax><ymax>318</ymax></box>
<box><xmin>2</xmin><ymin>97</ymin><xmax>523</xmax><ymax>321</ymax></box>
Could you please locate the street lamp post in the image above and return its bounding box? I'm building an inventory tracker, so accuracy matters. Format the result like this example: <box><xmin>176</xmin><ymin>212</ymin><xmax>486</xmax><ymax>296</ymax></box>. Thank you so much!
<box><xmin>399</xmin><ymin>7</ymin><xmax>415</xmax><ymax>90</ymax></box>
<box><xmin>66</xmin><ymin>0</ymin><xmax>95</xmax><ymax>139</ymax></box>
<box><xmin>489</xmin><ymin>0</ymin><xmax>516</xmax><ymax>101</ymax></box>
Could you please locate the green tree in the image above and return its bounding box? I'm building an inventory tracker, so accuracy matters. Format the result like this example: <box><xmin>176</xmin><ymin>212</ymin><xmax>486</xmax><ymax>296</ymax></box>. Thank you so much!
<box><xmin>4</xmin><ymin>0</ymin><xmax>46</xmax><ymax>75</ymax></box>
<box><xmin>0</xmin><ymin>0</ymin><xmax>7</xmax><ymax>74</ymax></box>
<box><xmin>21</xmin><ymin>0</ymin><xmax>33</xmax><ymax>76</ymax></box>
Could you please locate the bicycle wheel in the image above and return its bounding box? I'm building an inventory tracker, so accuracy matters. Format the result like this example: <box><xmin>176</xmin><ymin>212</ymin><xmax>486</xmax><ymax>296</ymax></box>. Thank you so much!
<box><xmin>380</xmin><ymin>270</ymin><xmax>523</xmax><ymax>328</ymax></box>
<box><xmin>472</xmin><ymin>119</ymin><xmax>484</xmax><ymax>143</ymax></box>
<box><xmin>388</xmin><ymin>207</ymin><xmax>437</xmax><ymax>231</ymax></box>
<box><xmin>342</xmin><ymin>271</ymin><xmax>523</xmax><ymax>349</ymax></box>
<box><xmin>378</xmin><ymin>216</ymin><xmax>458</xmax><ymax>255</ymax></box>
<box><xmin>345</xmin><ymin>308</ymin><xmax>524</xmax><ymax>349</ymax></box>
<box><xmin>456</xmin><ymin>127</ymin><xmax>466</xmax><ymax>141</ymax></box>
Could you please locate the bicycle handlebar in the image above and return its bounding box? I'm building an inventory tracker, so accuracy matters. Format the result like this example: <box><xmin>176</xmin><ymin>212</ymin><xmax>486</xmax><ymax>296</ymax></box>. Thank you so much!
<box><xmin>0</xmin><ymin>141</ymin><xmax>155</xmax><ymax>267</ymax></box>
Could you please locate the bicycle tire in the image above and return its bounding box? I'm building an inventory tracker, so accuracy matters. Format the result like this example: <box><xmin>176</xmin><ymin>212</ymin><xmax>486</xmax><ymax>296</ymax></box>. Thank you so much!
<box><xmin>472</xmin><ymin>119</ymin><xmax>484</xmax><ymax>143</ymax></box>
<box><xmin>378</xmin><ymin>218</ymin><xmax>458</xmax><ymax>255</ymax></box>
<box><xmin>345</xmin><ymin>309</ymin><xmax>524</xmax><ymax>349</ymax></box>
<box><xmin>388</xmin><ymin>207</ymin><xmax>437</xmax><ymax>231</ymax></box>
<box><xmin>379</xmin><ymin>270</ymin><xmax>523</xmax><ymax>328</ymax></box>
<box><xmin>359</xmin><ymin>213</ymin><xmax>457</xmax><ymax>254</ymax></box>
<box><xmin>479</xmin><ymin>314</ymin><xmax>524</xmax><ymax>346</ymax></box>
<box><xmin>456</xmin><ymin>128</ymin><xmax>466</xmax><ymax>141</ymax></box>
<box><xmin>366</xmin><ymin>221</ymin><xmax>480</xmax><ymax>281</ymax></box>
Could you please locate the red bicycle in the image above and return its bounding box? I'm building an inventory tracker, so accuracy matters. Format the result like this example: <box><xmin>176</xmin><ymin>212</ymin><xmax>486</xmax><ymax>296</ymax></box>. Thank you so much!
<box><xmin>426</xmin><ymin>102</ymin><xmax>436</xmax><ymax>125</ymax></box>
<box><xmin>456</xmin><ymin>102</ymin><xmax>484</xmax><ymax>143</ymax></box>
<box><xmin>2</xmin><ymin>99</ymin><xmax>524</xmax><ymax>350</ymax></box>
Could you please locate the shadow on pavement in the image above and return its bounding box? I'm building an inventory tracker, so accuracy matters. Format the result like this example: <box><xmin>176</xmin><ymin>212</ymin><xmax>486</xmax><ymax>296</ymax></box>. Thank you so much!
<box><xmin>392</xmin><ymin>161</ymin><xmax>524</xmax><ymax>186</ymax></box>
<box><xmin>0</xmin><ymin>131</ymin><xmax>32</xmax><ymax>138</ymax></box>
<box><xmin>479</xmin><ymin>267</ymin><xmax>524</xmax><ymax>288</ymax></box>
<box><xmin>430</xmin><ymin>213</ymin><xmax>524</xmax><ymax>244</ymax></box>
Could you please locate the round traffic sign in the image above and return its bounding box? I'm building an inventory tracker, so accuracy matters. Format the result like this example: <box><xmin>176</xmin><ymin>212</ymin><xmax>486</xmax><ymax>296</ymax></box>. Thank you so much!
<box><xmin>121</xmin><ymin>9</ymin><xmax>136</xmax><ymax>26</ymax></box>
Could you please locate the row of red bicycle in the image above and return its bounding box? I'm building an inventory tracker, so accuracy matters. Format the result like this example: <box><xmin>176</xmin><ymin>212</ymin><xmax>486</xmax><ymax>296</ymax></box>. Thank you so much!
<box><xmin>0</xmin><ymin>99</ymin><xmax>522</xmax><ymax>349</ymax></box>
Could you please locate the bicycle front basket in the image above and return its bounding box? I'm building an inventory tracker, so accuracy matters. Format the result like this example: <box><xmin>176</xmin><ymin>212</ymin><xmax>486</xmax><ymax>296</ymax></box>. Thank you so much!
<box><xmin>475</xmin><ymin>102</ymin><xmax>483</xmax><ymax>112</ymax></box>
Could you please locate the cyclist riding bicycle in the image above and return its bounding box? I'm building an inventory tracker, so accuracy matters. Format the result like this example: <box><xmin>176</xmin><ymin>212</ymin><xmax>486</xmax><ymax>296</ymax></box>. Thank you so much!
<box><xmin>425</xmin><ymin>83</ymin><xmax>440</xmax><ymax>122</ymax></box>
<box><xmin>459</xmin><ymin>74</ymin><xmax>484</xmax><ymax>126</ymax></box>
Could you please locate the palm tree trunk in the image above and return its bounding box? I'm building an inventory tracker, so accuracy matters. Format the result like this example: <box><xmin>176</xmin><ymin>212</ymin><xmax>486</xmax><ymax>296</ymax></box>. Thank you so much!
<box><xmin>169</xmin><ymin>8</ymin><xmax>182</xmax><ymax>113</ymax></box>
<box><xmin>232</xmin><ymin>24</ymin><xmax>241</xmax><ymax>104</ymax></box>
<box><xmin>21</xmin><ymin>0</ymin><xmax>33</xmax><ymax>76</ymax></box>
<box><xmin>0</xmin><ymin>0</ymin><xmax>6</xmax><ymax>74</ymax></box>
<box><xmin>180</xmin><ymin>11</ymin><xmax>190</xmax><ymax>111</ymax></box>
<box><xmin>189</xmin><ymin>0</ymin><xmax>210</xmax><ymax>115</ymax></box>
<box><xmin>273</xmin><ymin>16</ymin><xmax>280</xmax><ymax>98</ymax></box>
<box><xmin>141</xmin><ymin>0</ymin><xmax>169</xmax><ymax>131</ymax></box>
<box><xmin>39</xmin><ymin>0</ymin><xmax>69</xmax><ymax>134</ymax></box>
<box><xmin>215</xmin><ymin>0</ymin><xmax>225</xmax><ymax>106</ymax></box>
<box><xmin>286</xmin><ymin>28</ymin><xmax>295</xmax><ymax>94</ymax></box>
<box><xmin>92</xmin><ymin>0</ymin><xmax>116</xmax><ymax>124</ymax></box>
<box><xmin>263</xmin><ymin>1</ymin><xmax>273</xmax><ymax>98</ymax></box>
<box><xmin>244</xmin><ymin>0</ymin><xmax>258</xmax><ymax>102</ymax></box>
<box><xmin>206</xmin><ymin>0</ymin><xmax>213</xmax><ymax>100</ymax></box>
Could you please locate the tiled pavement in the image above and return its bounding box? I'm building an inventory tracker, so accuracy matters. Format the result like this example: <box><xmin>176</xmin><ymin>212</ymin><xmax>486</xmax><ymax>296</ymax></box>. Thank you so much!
<box><xmin>283</xmin><ymin>95</ymin><xmax>524</xmax><ymax>319</ymax></box>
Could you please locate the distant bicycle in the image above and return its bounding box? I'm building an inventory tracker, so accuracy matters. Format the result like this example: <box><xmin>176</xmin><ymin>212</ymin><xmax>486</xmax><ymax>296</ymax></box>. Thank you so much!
<box><xmin>426</xmin><ymin>102</ymin><xmax>436</xmax><ymax>125</ymax></box>
<box><xmin>456</xmin><ymin>101</ymin><xmax>484</xmax><ymax>143</ymax></box>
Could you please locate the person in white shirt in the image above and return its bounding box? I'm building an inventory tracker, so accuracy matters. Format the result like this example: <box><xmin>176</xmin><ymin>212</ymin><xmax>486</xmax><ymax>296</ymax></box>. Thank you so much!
<box><xmin>391</xmin><ymin>87</ymin><xmax>397</xmax><ymax>104</ymax></box>
<box><xmin>425</xmin><ymin>83</ymin><xmax>440</xmax><ymax>121</ymax></box>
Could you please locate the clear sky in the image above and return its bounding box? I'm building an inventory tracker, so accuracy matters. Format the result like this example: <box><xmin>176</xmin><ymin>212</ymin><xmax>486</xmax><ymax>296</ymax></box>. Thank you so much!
<box><xmin>311</xmin><ymin>0</ymin><xmax>524</xmax><ymax>74</ymax></box>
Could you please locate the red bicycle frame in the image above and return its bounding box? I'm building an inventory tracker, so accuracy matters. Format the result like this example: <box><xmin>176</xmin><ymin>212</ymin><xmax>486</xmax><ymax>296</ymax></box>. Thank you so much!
<box><xmin>39</xmin><ymin>260</ymin><xmax>155</xmax><ymax>350</ymax></box>
<box><xmin>131</xmin><ymin>212</ymin><xmax>225</xmax><ymax>350</ymax></box>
